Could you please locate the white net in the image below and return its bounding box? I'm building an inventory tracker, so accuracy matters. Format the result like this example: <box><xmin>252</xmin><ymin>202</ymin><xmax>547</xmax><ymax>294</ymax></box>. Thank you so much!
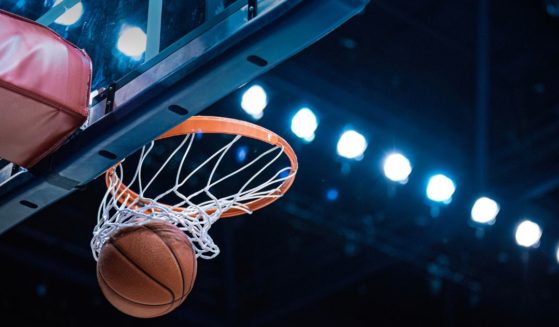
<box><xmin>91</xmin><ymin>133</ymin><xmax>295</xmax><ymax>261</ymax></box>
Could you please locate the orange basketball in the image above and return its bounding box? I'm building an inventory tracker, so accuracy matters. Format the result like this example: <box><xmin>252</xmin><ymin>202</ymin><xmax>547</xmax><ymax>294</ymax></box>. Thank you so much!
<box><xmin>96</xmin><ymin>220</ymin><xmax>197</xmax><ymax>318</ymax></box>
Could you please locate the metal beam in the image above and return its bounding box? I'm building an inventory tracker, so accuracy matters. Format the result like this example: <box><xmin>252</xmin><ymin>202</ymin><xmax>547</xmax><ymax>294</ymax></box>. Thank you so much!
<box><xmin>145</xmin><ymin>0</ymin><xmax>163</xmax><ymax>61</ymax></box>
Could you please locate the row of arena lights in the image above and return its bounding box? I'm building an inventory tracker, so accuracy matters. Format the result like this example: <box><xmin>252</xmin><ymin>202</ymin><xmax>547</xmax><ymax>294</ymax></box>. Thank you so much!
<box><xmin>241</xmin><ymin>84</ymin><xmax>550</xmax><ymax>255</ymax></box>
<box><xmin>50</xmin><ymin>3</ymin><xmax>550</xmax><ymax>260</ymax></box>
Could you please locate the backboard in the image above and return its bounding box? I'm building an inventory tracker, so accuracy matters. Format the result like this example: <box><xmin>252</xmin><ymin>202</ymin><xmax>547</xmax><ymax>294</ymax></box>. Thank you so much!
<box><xmin>0</xmin><ymin>0</ymin><xmax>367</xmax><ymax>233</ymax></box>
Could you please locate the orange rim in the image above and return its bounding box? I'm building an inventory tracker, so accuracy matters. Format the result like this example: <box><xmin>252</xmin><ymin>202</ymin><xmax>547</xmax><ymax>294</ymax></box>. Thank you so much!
<box><xmin>105</xmin><ymin>116</ymin><xmax>298</xmax><ymax>218</ymax></box>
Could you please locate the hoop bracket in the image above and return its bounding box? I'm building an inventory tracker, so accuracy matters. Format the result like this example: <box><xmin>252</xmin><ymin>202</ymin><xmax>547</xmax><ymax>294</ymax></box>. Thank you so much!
<box><xmin>248</xmin><ymin>0</ymin><xmax>257</xmax><ymax>20</ymax></box>
<box><xmin>104</xmin><ymin>83</ymin><xmax>117</xmax><ymax>114</ymax></box>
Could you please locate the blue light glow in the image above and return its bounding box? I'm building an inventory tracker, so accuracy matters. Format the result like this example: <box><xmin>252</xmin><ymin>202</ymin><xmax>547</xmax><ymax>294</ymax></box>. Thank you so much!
<box><xmin>117</xmin><ymin>26</ymin><xmax>147</xmax><ymax>59</ymax></box>
<box><xmin>291</xmin><ymin>107</ymin><xmax>318</xmax><ymax>142</ymax></box>
<box><xmin>326</xmin><ymin>188</ymin><xmax>339</xmax><ymax>201</ymax></box>
<box><xmin>336</xmin><ymin>130</ymin><xmax>367</xmax><ymax>160</ymax></box>
<box><xmin>241</xmin><ymin>85</ymin><xmax>267</xmax><ymax>120</ymax></box>
<box><xmin>383</xmin><ymin>152</ymin><xmax>412</xmax><ymax>184</ymax></box>
<box><xmin>426</xmin><ymin>174</ymin><xmax>456</xmax><ymax>203</ymax></box>
<box><xmin>236</xmin><ymin>145</ymin><xmax>248</xmax><ymax>163</ymax></box>
<box><xmin>470</xmin><ymin>197</ymin><xmax>499</xmax><ymax>225</ymax></box>
<box><xmin>515</xmin><ymin>219</ymin><xmax>542</xmax><ymax>248</ymax></box>
<box><xmin>278</xmin><ymin>169</ymin><xmax>290</xmax><ymax>180</ymax></box>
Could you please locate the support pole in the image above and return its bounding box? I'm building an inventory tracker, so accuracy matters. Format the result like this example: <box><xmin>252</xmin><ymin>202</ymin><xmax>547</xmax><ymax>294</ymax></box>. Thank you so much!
<box><xmin>475</xmin><ymin>0</ymin><xmax>490</xmax><ymax>190</ymax></box>
<box><xmin>146</xmin><ymin>0</ymin><xmax>163</xmax><ymax>61</ymax></box>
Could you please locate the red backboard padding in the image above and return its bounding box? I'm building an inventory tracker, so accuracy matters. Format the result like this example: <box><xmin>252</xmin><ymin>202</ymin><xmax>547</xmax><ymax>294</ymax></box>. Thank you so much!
<box><xmin>0</xmin><ymin>10</ymin><xmax>91</xmax><ymax>168</ymax></box>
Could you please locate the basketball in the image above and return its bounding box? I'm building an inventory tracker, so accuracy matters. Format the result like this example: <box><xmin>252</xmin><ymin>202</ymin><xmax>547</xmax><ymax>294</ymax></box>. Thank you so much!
<box><xmin>96</xmin><ymin>220</ymin><xmax>197</xmax><ymax>318</ymax></box>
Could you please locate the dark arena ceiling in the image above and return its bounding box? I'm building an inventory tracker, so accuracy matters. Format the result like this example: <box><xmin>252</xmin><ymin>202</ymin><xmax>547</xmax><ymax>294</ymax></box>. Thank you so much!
<box><xmin>1</xmin><ymin>0</ymin><xmax>559</xmax><ymax>326</ymax></box>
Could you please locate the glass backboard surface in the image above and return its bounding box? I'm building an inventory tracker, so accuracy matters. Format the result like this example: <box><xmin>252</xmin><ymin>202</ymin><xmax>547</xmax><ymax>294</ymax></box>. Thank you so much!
<box><xmin>0</xmin><ymin>0</ymin><xmax>239</xmax><ymax>91</ymax></box>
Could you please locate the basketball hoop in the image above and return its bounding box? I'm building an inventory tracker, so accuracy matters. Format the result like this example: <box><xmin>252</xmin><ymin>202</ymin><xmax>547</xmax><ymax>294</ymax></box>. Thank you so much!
<box><xmin>91</xmin><ymin>116</ymin><xmax>298</xmax><ymax>260</ymax></box>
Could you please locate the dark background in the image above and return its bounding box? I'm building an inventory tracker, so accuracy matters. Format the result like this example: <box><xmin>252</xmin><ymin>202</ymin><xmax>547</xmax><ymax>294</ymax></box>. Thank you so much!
<box><xmin>2</xmin><ymin>0</ymin><xmax>559</xmax><ymax>326</ymax></box>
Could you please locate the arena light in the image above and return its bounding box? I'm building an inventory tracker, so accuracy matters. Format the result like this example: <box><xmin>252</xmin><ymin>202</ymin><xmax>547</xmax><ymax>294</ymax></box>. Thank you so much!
<box><xmin>383</xmin><ymin>152</ymin><xmax>412</xmax><ymax>184</ymax></box>
<box><xmin>336</xmin><ymin>130</ymin><xmax>367</xmax><ymax>159</ymax></box>
<box><xmin>53</xmin><ymin>0</ymin><xmax>84</xmax><ymax>26</ymax></box>
<box><xmin>235</xmin><ymin>145</ymin><xmax>248</xmax><ymax>163</ymax></box>
<box><xmin>117</xmin><ymin>26</ymin><xmax>147</xmax><ymax>59</ymax></box>
<box><xmin>515</xmin><ymin>219</ymin><xmax>542</xmax><ymax>248</ymax></box>
<box><xmin>470</xmin><ymin>196</ymin><xmax>499</xmax><ymax>225</ymax></box>
<box><xmin>241</xmin><ymin>85</ymin><xmax>267</xmax><ymax>120</ymax></box>
<box><xmin>556</xmin><ymin>245</ymin><xmax>559</xmax><ymax>263</ymax></box>
<box><xmin>326</xmin><ymin>188</ymin><xmax>339</xmax><ymax>201</ymax></box>
<box><xmin>426</xmin><ymin>174</ymin><xmax>455</xmax><ymax>203</ymax></box>
<box><xmin>291</xmin><ymin>108</ymin><xmax>318</xmax><ymax>142</ymax></box>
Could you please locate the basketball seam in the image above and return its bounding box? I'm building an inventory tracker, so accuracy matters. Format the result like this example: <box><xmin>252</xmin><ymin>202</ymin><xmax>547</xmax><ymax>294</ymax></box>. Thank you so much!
<box><xmin>142</xmin><ymin>224</ymin><xmax>186</xmax><ymax>298</ymax></box>
<box><xmin>155</xmin><ymin>229</ymin><xmax>196</xmax><ymax>314</ymax></box>
<box><xmin>108</xmin><ymin>240</ymin><xmax>176</xmax><ymax>305</ymax></box>
<box><xmin>98</xmin><ymin>270</ymin><xmax>178</xmax><ymax>308</ymax></box>
<box><xmin>143</xmin><ymin>224</ymin><xmax>197</xmax><ymax>295</ymax></box>
<box><xmin>141</xmin><ymin>224</ymin><xmax>189</xmax><ymax>316</ymax></box>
